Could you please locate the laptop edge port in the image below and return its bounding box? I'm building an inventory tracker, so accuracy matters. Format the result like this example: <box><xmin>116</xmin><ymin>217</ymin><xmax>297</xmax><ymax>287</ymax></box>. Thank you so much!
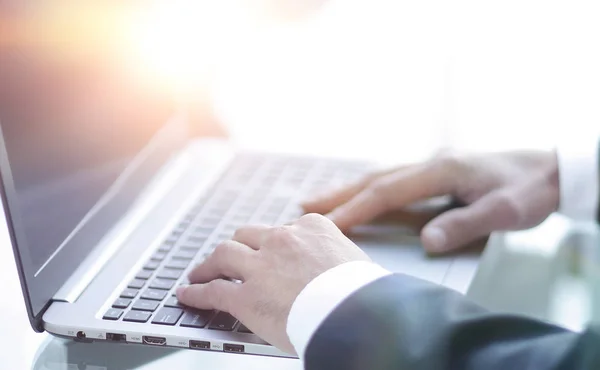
<box><xmin>189</xmin><ymin>340</ymin><xmax>211</xmax><ymax>350</ymax></box>
<box><xmin>142</xmin><ymin>336</ymin><xmax>167</xmax><ymax>346</ymax></box>
<box><xmin>223</xmin><ymin>343</ymin><xmax>245</xmax><ymax>353</ymax></box>
<box><xmin>106</xmin><ymin>333</ymin><xmax>126</xmax><ymax>342</ymax></box>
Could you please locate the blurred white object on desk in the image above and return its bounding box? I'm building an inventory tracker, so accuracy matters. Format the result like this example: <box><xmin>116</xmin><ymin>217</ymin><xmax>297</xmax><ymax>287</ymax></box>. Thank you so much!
<box><xmin>468</xmin><ymin>214</ymin><xmax>598</xmax><ymax>333</ymax></box>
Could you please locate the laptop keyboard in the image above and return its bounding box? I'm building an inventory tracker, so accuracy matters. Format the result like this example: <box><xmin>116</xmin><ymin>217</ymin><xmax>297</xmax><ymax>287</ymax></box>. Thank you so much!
<box><xmin>101</xmin><ymin>153</ymin><xmax>369</xmax><ymax>334</ymax></box>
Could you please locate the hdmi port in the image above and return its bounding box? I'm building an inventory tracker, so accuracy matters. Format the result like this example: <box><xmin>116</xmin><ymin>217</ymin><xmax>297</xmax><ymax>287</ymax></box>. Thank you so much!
<box><xmin>142</xmin><ymin>336</ymin><xmax>166</xmax><ymax>346</ymax></box>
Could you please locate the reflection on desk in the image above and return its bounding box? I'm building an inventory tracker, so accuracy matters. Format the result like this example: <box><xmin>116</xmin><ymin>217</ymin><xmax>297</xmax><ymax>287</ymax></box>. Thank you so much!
<box><xmin>32</xmin><ymin>337</ymin><xmax>302</xmax><ymax>370</ymax></box>
<box><xmin>467</xmin><ymin>214</ymin><xmax>596</xmax><ymax>332</ymax></box>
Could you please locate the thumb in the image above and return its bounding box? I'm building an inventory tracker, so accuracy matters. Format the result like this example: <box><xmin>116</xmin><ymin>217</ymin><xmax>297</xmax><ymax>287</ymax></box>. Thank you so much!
<box><xmin>421</xmin><ymin>191</ymin><xmax>522</xmax><ymax>254</ymax></box>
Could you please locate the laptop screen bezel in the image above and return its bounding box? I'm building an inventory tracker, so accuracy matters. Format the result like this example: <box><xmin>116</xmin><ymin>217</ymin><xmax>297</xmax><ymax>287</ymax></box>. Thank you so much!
<box><xmin>0</xmin><ymin>113</ymin><xmax>189</xmax><ymax>332</ymax></box>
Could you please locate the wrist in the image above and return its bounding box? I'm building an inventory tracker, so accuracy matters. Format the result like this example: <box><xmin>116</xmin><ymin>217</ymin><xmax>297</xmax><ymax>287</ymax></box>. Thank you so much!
<box><xmin>286</xmin><ymin>261</ymin><xmax>391</xmax><ymax>359</ymax></box>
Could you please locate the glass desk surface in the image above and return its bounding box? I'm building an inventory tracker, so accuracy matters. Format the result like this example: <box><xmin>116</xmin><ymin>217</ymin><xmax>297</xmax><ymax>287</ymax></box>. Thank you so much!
<box><xmin>31</xmin><ymin>337</ymin><xmax>302</xmax><ymax>370</ymax></box>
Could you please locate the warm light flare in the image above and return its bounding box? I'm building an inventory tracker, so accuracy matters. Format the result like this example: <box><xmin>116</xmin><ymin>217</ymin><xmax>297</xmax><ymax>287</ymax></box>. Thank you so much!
<box><xmin>0</xmin><ymin>0</ymin><xmax>258</xmax><ymax>100</ymax></box>
<box><xmin>0</xmin><ymin>2</ymin><xmax>136</xmax><ymax>59</ymax></box>
<box><xmin>123</xmin><ymin>0</ymin><xmax>257</xmax><ymax>99</ymax></box>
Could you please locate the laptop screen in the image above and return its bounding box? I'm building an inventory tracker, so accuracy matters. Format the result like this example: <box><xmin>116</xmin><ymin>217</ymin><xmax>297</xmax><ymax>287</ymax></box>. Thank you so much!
<box><xmin>0</xmin><ymin>46</ymin><xmax>187</xmax><ymax>328</ymax></box>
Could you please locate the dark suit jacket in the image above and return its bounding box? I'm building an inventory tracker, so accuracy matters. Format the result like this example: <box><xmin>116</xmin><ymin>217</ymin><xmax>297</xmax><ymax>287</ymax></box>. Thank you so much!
<box><xmin>304</xmin><ymin>274</ymin><xmax>600</xmax><ymax>369</ymax></box>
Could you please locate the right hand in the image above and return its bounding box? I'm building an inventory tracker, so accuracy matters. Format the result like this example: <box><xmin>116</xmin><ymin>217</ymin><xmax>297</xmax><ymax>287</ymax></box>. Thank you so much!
<box><xmin>178</xmin><ymin>213</ymin><xmax>369</xmax><ymax>354</ymax></box>
<box><xmin>302</xmin><ymin>150</ymin><xmax>560</xmax><ymax>254</ymax></box>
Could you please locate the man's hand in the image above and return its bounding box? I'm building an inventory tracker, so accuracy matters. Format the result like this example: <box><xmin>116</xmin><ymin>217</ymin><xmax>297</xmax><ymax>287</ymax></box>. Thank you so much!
<box><xmin>303</xmin><ymin>150</ymin><xmax>560</xmax><ymax>254</ymax></box>
<box><xmin>177</xmin><ymin>213</ymin><xmax>370</xmax><ymax>354</ymax></box>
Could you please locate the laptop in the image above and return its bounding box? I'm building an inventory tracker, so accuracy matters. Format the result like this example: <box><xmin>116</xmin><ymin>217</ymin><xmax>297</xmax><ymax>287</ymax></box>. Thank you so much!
<box><xmin>0</xmin><ymin>51</ymin><xmax>479</xmax><ymax>359</ymax></box>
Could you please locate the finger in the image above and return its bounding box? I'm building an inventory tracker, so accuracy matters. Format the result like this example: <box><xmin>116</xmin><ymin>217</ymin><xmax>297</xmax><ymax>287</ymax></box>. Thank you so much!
<box><xmin>421</xmin><ymin>191</ymin><xmax>522</xmax><ymax>254</ymax></box>
<box><xmin>232</xmin><ymin>224</ymin><xmax>270</xmax><ymax>249</ymax></box>
<box><xmin>301</xmin><ymin>168</ymin><xmax>398</xmax><ymax>214</ymax></box>
<box><xmin>328</xmin><ymin>163</ymin><xmax>454</xmax><ymax>231</ymax></box>
<box><xmin>188</xmin><ymin>240</ymin><xmax>256</xmax><ymax>283</ymax></box>
<box><xmin>176</xmin><ymin>279</ymin><xmax>241</xmax><ymax>313</ymax></box>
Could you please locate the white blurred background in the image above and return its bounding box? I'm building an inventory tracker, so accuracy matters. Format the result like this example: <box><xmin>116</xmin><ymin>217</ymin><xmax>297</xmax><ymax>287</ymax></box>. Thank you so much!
<box><xmin>152</xmin><ymin>0</ymin><xmax>600</xmax><ymax>163</ymax></box>
<box><xmin>2</xmin><ymin>1</ymin><xmax>600</xmax><ymax>366</ymax></box>
<box><xmin>24</xmin><ymin>0</ymin><xmax>598</xmax><ymax>162</ymax></box>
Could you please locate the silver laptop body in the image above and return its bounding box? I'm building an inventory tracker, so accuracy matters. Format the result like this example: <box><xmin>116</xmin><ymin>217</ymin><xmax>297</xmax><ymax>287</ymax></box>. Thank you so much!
<box><xmin>0</xmin><ymin>52</ymin><xmax>478</xmax><ymax>359</ymax></box>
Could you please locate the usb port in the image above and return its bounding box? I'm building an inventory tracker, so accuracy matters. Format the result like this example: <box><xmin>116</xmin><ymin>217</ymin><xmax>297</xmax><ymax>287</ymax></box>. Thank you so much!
<box><xmin>106</xmin><ymin>333</ymin><xmax>126</xmax><ymax>342</ymax></box>
<box><xmin>189</xmin><ymin>340</ymin><xmax>210</xmax><ymax>350</ymax></box>
<box><xmin>224</xmin><ymin>343</ymin><xmax>245</xmax><ymax>353</ymax></box>
<box><xmin>142</xmin><ymin>336</ymin><xmax>166</xmax><ymax>346</ymax></box>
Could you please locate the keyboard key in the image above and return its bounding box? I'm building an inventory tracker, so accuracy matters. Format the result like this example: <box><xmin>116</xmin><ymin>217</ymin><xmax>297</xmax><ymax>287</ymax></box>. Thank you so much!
<box><xmin>128</xmin><ymin>279</ymin><xmax>146</xmax><ymax>289</ymax></box>
<box><xmin>190</xmin><ymin>202</ymin><xmax>204</xmax><ymax>212</ymax></box>
<box><xmin>112</xmin><ymin>298</ymin><xmax>132</xmax><ymax>309</ymax></box>
<box><xmin>238</xmin><ymin>324</ymin><xmax>253</xmax><ymax>334</ymax></box>
<box><xmin>207</xmin><ymin>208</ymin><xmax>228</xmax><ymax>217</ymax></box>
<box><xmin>173</xmin><ymin>228</ymin><xmax>188</xmax><ymax>237</ymax></box>
<box><xmin>149</xmin><ymin>279</ymin><xmax>175</xmax><ymax>290</ymax></box>
<box><xmin>176</xmin><ymin>220</ymin><xmax>191</xmax><ymax>229</ymax></box>
<box><xmin>180</xmin><ymin>310</ymin><xmax>214</xmax><ymax>328</ymax></box>
<box><xmin>267</xmin><ymin>205</ymin><xmax>286</xmax><ymax>215</ymax></box>
<box><xmin>172</xmin><ymin>250</ymin><xmax>196</xmax><ymax>260</ymax></box>
<box><xmin>187</xmin><ymin>236</ymin><xmax>208</xmax><ymax>245</ymax></box>
<box><xmin>180</xmin><ymin>244</ymin><xmax>202</xmax><ymax>251</ymax></box>
<box><xmin>141</xmin><ymin>289</ymin><xmax>168</xmax><ymax>301</ymax></box>
<box><xmin>214</xmin><ymin>195</ymin><xmax>237</xmax><ymax>205</ymax></box>
<box><xmin>164</xmin><ymin>259</ymin><xmax>189</xmax><ymax>270</ymax></box>
<box><xmin>151</xmin><ymin>252</ymin><xmax>167</xmax><ymax>261</ymax></box>
<box><xmin>194</xmin><ymin>227</ymin><xmax>213</xmax><ymax>236</ymax></box>
<box><xmin>183</xmin><ymin>216</ymin><xmax>196</xmax><ymax>225</ymax></box>
<box><xmin>164</xmin><ymin>296</ymin><xmax>182</xmax><ymax>308</ymax></box>
<box><xmin>269</xmin><ymin>197</ymin><xmax>289</xmax><ymax>207</ymax></box>
<box><xmin>222</xmin><ymin>224</ymin><xmax>238</xmax><ymax>233</ymax></box>
<box><xmin>158</xmin><ymin>244</ymin><xmax>173</xmax><ymax>253</ymax></box>
<box><xmin>132</xmin><ymin>299</ymin><xmax>160</xmax><ymax>312</ymax></box>
<box><xmin>173</xmin><ymin>226</ymin><xmax>186</xmax><ymax>234</ymax></box>
<box><xmin>209</xmin><ymin>312</ymin><xmax>238</xmax><ymax>331</ymax></box>
<box><xmin>191</xmin><ymin>228</ymin><xmax>212</xmax><ymax>237</ymax></box>
<box><xmin>103</xmin><ymin>308</ymin><xmax>123</xmax><ymax>320</ymax></box>
<box><xmin>236</xmin><ymin>206</ymin><xmax>256</xmax><ymax>217</ymax></box>
<box><xmin>152</xmin><ymin>307</ymin><xmax>184</xmax><ymax>326</ymax></box>
<box><xmin>216</xmin><ymin>232</ymin><xmax>232</xmax><ymax>241</ymax></box>
<box><xmin>231</xmin><ymin>214</ymin><xmax>251</xmax><ymax>225</ymax></box>
<box><xmin>156</xmin><ymin>268</ymin><xmax>183</xmax><ymax>280</ymax></box>
<box><xmin>258</xmin><ymin>216</ymin><xmax>278</xmax><ymax>225</ymax></box>
<box><xmin>120</xmin><ymin>289</ymin><xmax>139</xmax><ymax>299</ymax></box>
<box><xmin>136</xmin><ymin>269</ymin><xmax>153</xmax><ymax>280</ymax></box>
<box><xmin>197</xmin><ymin>217</ymin><xmax>220</xmax><ymax>228</ymax></box>
<box><xmin>164</xmin><ymin>235</ymin><xmax>179</xmax><ymax>245</ymax></box>
<box><xmin>123</xmin><ymin>310</ymin><xmax>152</xmax><ymax>323</ymax></box>
<box><xmin>144</xmin><ymin>260</ymin><xmax>160</xmax><ymax>270</ymax></box>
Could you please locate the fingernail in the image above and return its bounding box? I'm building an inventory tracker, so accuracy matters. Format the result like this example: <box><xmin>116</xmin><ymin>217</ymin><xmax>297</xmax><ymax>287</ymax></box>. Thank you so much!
<box><xmin>176</xmin><ymin>285</ymin><xmax>188</xmax><ymax>298</ymax></box>
<box><xmin>423</xmin><ymin>227</ymin><xmax>446</xmax><ymax>251</ymax></box>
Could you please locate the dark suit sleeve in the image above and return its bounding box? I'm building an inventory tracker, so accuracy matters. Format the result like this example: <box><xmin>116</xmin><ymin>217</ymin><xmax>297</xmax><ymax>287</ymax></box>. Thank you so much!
<box><xmin>304</xmin><ymin>274</ymin><xmax>600</xmax><ymax>370</ymax></box>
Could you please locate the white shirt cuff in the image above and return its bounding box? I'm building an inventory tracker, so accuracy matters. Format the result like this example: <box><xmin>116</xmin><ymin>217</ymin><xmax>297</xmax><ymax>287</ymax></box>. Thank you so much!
<box><xmin>286</xmin><ymin>261</ymin><xmax>392</xmax><ymax>359</ymax></box>
<box><xmin>557</xmin><ymin>138</ymin><xmax>599</xmax><ymax>221</ymax></box>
